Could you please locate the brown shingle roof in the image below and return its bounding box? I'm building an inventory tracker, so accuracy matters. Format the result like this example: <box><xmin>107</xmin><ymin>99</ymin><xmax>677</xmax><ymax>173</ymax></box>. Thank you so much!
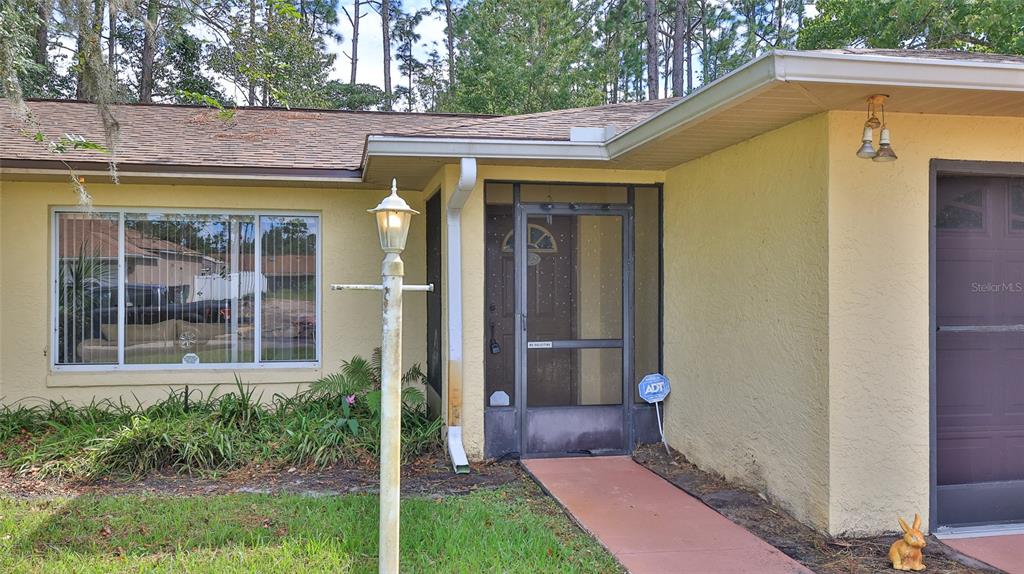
<box><xmin>1</xmin><ymin>98</ymin><xmax>677</xmax><ymax>175</ymax></box>
<box><xmin>58</xmin><ymin>215</ymin><xmax>210</xmax><ymax>260</ymax></box>
<box><xmin>406</xmin><ymin>98</ymin><xmax>681</xmax><ymax>140</ymax></box>
<box><xmin>817</xmin><ymin>48</ymin><xmax>1024</xmax><ymax>65</ymax></box>
<box><xmin>2</xmin><ymin>100</ymin><xmax>491</xmax><ymax>173</ymax></box>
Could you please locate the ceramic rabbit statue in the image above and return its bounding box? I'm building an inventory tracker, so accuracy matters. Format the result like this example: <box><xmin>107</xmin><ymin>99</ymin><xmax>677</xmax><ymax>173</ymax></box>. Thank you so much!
<box><xmin>889</xmin><ymin>513</ymin><xmax>926</xmax><ymax>571</ymax></box>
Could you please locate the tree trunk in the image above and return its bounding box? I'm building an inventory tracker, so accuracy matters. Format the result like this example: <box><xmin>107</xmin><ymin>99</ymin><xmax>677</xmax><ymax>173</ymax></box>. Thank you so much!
<box><xmin>107</xmin><ymin>0</ymin><xmax>116</xmax><ymax>70</ymax></box>
<box><xmin>263</xmin><ymin>1</ymin><xmax>271</xmax><ymax>106</ymax></box>
<box><xmin>443</xmin><ymin>0</ymin><xmax>454</xmax><ymax>88</ymax></box>
<box><xmin>662</xmin><ymin>35</ymin><xmax>670</xmax><ymax>98</ymax></box>
<box><xmin>247</xmin><ymin>0</ymin><xmax>256</xmax><ymax>105</ymax></box>
<box><xmin>139</xmin><ymin>0</ymin><xmax>160</xmax><ymax>103</ymax></box>
<box><xmin>381</xmin><ymin>0</ymin><xmax>392</xmax><ymax>110</ymax></box>
<box><xmin>700</xmin><ymin>0</ymin><xmax>709</xmax><ymax>83</ymax></box>
<box><xmin>644</xmin><ymin>0</ymin><xmax>658</xmax><ymax>100</ymax></box>
<box><xmin>75</xmin><ymin>35</ymin><xmax>84</xmax><ymax>99</ymax></box>
<box><xmin>672</xmin><ymin>0</ymin><xmax>685</xmax><ymax>96</ymax></box>
<box><xmin>685</xmin><ymin>6</ymin><xmax>693</xmax><ymax>93</ymax></box>
<box><xmin>775</xmin><ymin>0</ymin><xmax>783</xmax><ymax>46</ymax></box>
<box><xmin>349</xmin><ymin>0</ymin><xmax>360</xmax><ymax>84</ymax></box>
<box><xmin>76</xmin><ymin>0</ymin><xmax>105</xmax><ymax>99</ymax></box>
<box><xmin>34</xmin><ymin>0</ymin><xmax>50</xmax><ymax>66</ymax></box>
<box><xmin>407</xmin><ymin>65</ymin><xmax>413</xmax><ymax>112</ymax></box>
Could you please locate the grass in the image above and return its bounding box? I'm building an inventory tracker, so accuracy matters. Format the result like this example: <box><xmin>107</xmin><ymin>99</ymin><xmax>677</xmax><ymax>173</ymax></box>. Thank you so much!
<box><xmin>0</xmin><ymin>483</ymin><xmax>621</xmax><ymax>573</ymax></box>
<box><xmin>0</xmin><ymin>352</ymin><xmax>442</xmax><ymax>480</ymax></box>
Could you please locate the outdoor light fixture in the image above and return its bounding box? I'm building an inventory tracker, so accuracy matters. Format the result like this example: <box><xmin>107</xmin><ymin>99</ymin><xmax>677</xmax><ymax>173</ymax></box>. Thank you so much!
<box><xmin>856</xmin><ymin>126</ymin><xmax>877</xmax><ymax>158</ymax></box>
<box><xmin>873</xmin><ymin>126</ymin><xmax>898</xmax><ymax>162</ymax></box>
<box><xmin>331</xmin><ymin>179</ymin><xmax>433</xmax><ymax>574</ymax></box>
<box><xmin>855</xmin><ymin>94</ymin><xmax>897</xmax><ymax>162</ymax></box>
<box><xmin>369</xmin><ymin>179</ymin><xmax>419</xmax><ymax>253</ymax></box>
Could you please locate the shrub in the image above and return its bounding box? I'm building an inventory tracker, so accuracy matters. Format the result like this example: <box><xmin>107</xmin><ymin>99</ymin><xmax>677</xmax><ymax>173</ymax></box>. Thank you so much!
<box><xmin>0</xmin><ymin>351</ymin><xmax>443</xmax><ymax>479</ymax></box>
<box><xmin>86</xmin><ymin>415</ymin><xmax>243</xmax><ymax>478</ymax></box>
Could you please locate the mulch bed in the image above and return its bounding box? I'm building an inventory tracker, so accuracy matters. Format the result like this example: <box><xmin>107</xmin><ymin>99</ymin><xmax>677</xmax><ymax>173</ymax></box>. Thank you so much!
<box><xmin>633</xmin><ymin>444</ymin><xmax>1003</xmax><ymax>574</ymax></box>
<box><xmin>0</xmin><ymin>454</ymin><xmax>522</xmax><ymax>499</ymax></box>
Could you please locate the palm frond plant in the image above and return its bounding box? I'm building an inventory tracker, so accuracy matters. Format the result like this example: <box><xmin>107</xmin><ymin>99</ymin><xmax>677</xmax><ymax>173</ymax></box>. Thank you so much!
<box><xmin>56</xmin><ymin>242</ymin><xmax>117</xmax><ymax>363</ymax></box>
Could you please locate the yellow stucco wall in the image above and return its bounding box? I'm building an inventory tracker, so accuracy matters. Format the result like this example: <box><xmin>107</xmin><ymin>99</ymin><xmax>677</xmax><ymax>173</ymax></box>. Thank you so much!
<box><xmin>0</xmin><ymin>179</ymin><xmax>426</xmax><ymax>405</ymax></box>
<box><xmin>662</xmin><ymin>114</ymin><xmax>831</xmax><ymax>530</ymax></box>
<box><xmin>826</xmin><ymin>111</ymin><xmax>1024</xmax><ymax>535</ymax></box>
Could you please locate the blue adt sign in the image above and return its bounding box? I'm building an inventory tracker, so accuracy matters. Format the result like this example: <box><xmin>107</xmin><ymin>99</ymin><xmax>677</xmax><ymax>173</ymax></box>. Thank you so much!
<box><xmin>638</xmin><ymin>373</ymin><xmax>670</xmax><ymax>403</ymax></box>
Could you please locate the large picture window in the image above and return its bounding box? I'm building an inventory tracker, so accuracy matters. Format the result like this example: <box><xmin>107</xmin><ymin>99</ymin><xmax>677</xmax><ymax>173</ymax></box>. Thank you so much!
<box><xmin>53</xmin><ymin>209</ymin><xmax>320</xmax><ymax>369</ymax></box>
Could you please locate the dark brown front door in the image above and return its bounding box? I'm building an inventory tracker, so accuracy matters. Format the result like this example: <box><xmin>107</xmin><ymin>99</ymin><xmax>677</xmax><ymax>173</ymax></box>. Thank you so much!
<box><xmin>485</xmin><ymin>208</ymin><xmax>578</xmax><ymax>406</ymax></box>
<box><xmin>936</xmin><ymin>175</ymin><xmax>1024</xmax><ymax>527</ymax></box>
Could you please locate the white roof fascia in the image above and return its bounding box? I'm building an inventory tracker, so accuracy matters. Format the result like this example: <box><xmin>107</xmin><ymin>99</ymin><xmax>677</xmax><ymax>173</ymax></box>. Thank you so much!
<box><xmin>0</xmin><ymin>166</ymin><xmax>363</xmax><ymax>184</ymax></box>
<box><xmin>606</xmin><ymin>50</ymin><xmax>1024</xmax><ymax>160</ymax></box>
<box><xmin>363</xmin><ymin>51</ymin><xmax>1024</xmax><ymax>169</ymax></box>
<box><xmin>363</xmin><ymin>135</ymin><xmax>608</xmax><ymax>165</ymax></box>
<box><xmin>772</xmin><ymin>49</ymin><xmax>1024</xmax><ymax>92</ymax></box>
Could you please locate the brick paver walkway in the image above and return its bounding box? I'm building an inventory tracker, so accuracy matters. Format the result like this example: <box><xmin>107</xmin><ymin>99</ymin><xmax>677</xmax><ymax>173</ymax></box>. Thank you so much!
<box><xmin>523</xmin><ymin>456</ymin><xmax>812</xmax><ymax>574</ymax></box>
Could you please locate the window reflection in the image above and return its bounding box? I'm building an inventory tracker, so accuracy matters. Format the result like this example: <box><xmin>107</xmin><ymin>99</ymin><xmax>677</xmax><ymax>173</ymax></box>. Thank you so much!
<box><xmin>937</xmin><ymin>187</ymin><xmax>984</xmax><ymax>230</ymax></box>
<box><xmin>121</xmin><ymin>214</ymin><xmax>255</xmax><ymax>365</ymax></box>
<box><xmin>56</xmin><ymin>213</ymin><xmax>119</xmax><ymax>365</ymax></box>
<box><xmin>55</xmin><ymin>210</ymin><xmax>319</xmax><ymax>367</ymax></box>
<box><xmin>260</xmin><ymin>216</ymin><xmax>318</xmax><ymax>362</ymax></box>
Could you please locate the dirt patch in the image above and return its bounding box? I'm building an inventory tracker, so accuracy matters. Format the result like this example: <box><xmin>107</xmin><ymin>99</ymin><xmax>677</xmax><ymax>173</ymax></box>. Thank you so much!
<box><xmin>0</xmin><ymin>467</ymin><xmax>76</xmax><ymax>498</ymax></box>
<box><xmin>633</xmin><ymin>445</ymin><xmax>1003</xmax><ymax>574</ymax></box>
<box><xmin>0</xmin><ymin>454</ymin><xmax>521</xmax><ymax>499</ymax></box>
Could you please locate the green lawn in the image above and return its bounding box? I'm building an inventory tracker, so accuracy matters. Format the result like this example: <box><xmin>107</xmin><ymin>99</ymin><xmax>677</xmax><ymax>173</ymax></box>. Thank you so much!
<box><xmin>0</xmin><ymin>483</ymin><xmax>621</xmax><ymax>573</ymax></box>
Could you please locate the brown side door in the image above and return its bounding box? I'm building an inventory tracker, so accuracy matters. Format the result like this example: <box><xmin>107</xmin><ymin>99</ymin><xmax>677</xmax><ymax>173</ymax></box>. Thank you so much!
<box><xmin>936</xmin><ymin>175</ymin><xmax>1024</xmax><ymax>527</ymax></box>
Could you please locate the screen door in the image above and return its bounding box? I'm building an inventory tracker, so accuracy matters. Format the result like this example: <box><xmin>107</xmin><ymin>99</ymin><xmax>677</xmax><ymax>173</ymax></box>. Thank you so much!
<box><xmin>516</xmin><ymin>202</ymin><xmax>632</xmax><ymax>456</ymax></box>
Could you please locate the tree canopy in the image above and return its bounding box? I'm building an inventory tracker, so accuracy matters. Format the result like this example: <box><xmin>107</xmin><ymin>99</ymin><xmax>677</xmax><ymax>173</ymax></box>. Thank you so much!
<box><xmin>4</xmin><ymin>0</ymin><xmax>1024</xmax><ymax>120</ymax></box>
<box><xmin>799</xmin><ymin>0</ymin><xmax>1024</xmax><ymax>54</ymax></box>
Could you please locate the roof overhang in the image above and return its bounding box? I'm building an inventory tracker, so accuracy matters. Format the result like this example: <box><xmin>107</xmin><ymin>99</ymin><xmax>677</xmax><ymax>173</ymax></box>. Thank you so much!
<box><xmin>363</xmin><ymin>49</ymin><xmax>1024</xmax><ymax>179</ymax></box>
<box><xmin>11</xmin><ymin>50</ymin><xmax>1024</xmax><ymax>190</ymax></box>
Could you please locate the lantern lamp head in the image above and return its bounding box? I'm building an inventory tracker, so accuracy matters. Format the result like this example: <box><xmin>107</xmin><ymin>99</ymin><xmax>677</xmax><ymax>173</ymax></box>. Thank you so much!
<box><xmin>873</xmin><ymin>127</ymin><xmax>898</xmax><ymax>162</ymax></box>
<box><xmin>856</xmin><ymin>125</ymin><xmax>877</xmax><ymax>158</ymax></box>
<box><xmin>369</xmin><ymin>179</ymin><xmax>419</xmax><ymax>253</ymax></box>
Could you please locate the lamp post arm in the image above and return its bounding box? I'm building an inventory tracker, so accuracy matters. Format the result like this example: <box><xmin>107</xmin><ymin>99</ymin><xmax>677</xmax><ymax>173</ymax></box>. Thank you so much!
<box><xmin>330</xmin><ymin>284</ymin><xmax>434</xmax><ymax>292</ymax></box>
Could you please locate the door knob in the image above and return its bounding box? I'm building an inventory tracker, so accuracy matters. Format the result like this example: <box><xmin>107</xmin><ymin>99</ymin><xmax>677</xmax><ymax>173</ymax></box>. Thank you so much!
<box><xmin>489</xmin><ymin>321</ymin><xmax>501</xmax><ymax>354</ymax></box>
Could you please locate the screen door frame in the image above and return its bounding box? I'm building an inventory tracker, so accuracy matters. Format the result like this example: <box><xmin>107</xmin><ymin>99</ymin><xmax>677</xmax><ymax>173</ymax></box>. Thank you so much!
<box><xmin>515</xmin><ymin>193</ymin><xmax>635</xmax><ymax>457</ymax></box>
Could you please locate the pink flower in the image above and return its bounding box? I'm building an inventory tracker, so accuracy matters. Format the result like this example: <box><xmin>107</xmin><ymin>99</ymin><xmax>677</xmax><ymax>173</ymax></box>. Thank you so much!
<box><xmin>346</xmin><ymin>394</ymin><xmax>356</xmax><ymax>406</ymax></box>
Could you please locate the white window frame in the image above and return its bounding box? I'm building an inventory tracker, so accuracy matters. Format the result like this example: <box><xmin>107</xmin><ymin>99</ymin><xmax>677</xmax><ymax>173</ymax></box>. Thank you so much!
<box><xmin>51</xmin><ymin>207</ymin><xmax>322</xmax><ymax>371</ymax></box>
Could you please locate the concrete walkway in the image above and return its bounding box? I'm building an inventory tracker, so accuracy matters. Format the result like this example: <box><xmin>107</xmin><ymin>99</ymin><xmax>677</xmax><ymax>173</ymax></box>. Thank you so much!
<box><xmin>944</xmin><ymin>534</ymin><xmax>1024</xmax><ymax>573</ymax></box>
<box><xmin>523</xmin><ymin>456</ymin><xmax>812</xmax><ymax>574</ymax></box>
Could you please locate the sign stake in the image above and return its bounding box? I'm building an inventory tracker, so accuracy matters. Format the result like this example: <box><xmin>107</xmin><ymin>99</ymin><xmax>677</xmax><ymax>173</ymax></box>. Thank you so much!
<box><xmin>639</xmin><ymin>373</ymin><xmax>671</xmax><ymax>457</ymax></box>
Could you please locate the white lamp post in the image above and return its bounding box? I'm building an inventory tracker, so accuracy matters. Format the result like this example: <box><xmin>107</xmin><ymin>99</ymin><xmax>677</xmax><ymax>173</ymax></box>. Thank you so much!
<box><xmin>329</xmin><ymin>179</ymin><xmax>431</xmax><ymax>574</ymax></box>
<box><xmin>369</xmin><ymin>179</ymin><xmax>418</xmax><ymax>574</ymax></box>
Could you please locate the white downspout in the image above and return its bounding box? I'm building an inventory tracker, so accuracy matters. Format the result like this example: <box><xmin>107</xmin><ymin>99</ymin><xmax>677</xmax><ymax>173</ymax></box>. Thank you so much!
<box><xmin>446</xmin><ymin>156</ymin><xmax>477</xmax><ymax>474</ymax></box>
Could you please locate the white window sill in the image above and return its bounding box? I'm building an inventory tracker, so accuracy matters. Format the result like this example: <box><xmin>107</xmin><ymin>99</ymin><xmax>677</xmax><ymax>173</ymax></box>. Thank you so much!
<box><xmin>46</xmin><ymin>365</ymin><xmax>323</xmax><ymax>388</ymax></box>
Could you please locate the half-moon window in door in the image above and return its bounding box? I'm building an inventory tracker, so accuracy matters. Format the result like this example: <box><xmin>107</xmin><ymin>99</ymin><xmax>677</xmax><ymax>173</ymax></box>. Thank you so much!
<box><xmin>501</xmin><ymin>224</ymin><xmax>558</xmax><ymax>253</ymax></box>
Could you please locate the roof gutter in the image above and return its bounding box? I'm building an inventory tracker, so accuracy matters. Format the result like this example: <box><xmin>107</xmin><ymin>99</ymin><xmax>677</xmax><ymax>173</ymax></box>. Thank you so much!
<box><xmin>364</xmin><ymin>136</ymin><xmax>608</xmax><ymax>162</ymax></box>
<box><xmin>771</xmin><ymin>49</ymin><xmax>1024</xmax><ymax>91</ymax></box>
<box><xmin>1</xmin><ymin>160</ymin><xmax>364</xmax><ymax>184</ymax></box>
<box><xmin>607</xmin><ymin>49</ymin><xmax>1024</xmax><ymax>160</ymax></box>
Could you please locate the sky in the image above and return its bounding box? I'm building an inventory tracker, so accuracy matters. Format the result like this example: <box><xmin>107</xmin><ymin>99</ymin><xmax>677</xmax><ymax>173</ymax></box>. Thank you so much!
<box><xmin>328</xmin><ymin>0</ymin><xmax>448</xmax><ymax>88</ymax></box>
<box><xmin>215</xmin><ymin>1</ymin><xmax>819</xmax><ymax>101</ymax></box>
